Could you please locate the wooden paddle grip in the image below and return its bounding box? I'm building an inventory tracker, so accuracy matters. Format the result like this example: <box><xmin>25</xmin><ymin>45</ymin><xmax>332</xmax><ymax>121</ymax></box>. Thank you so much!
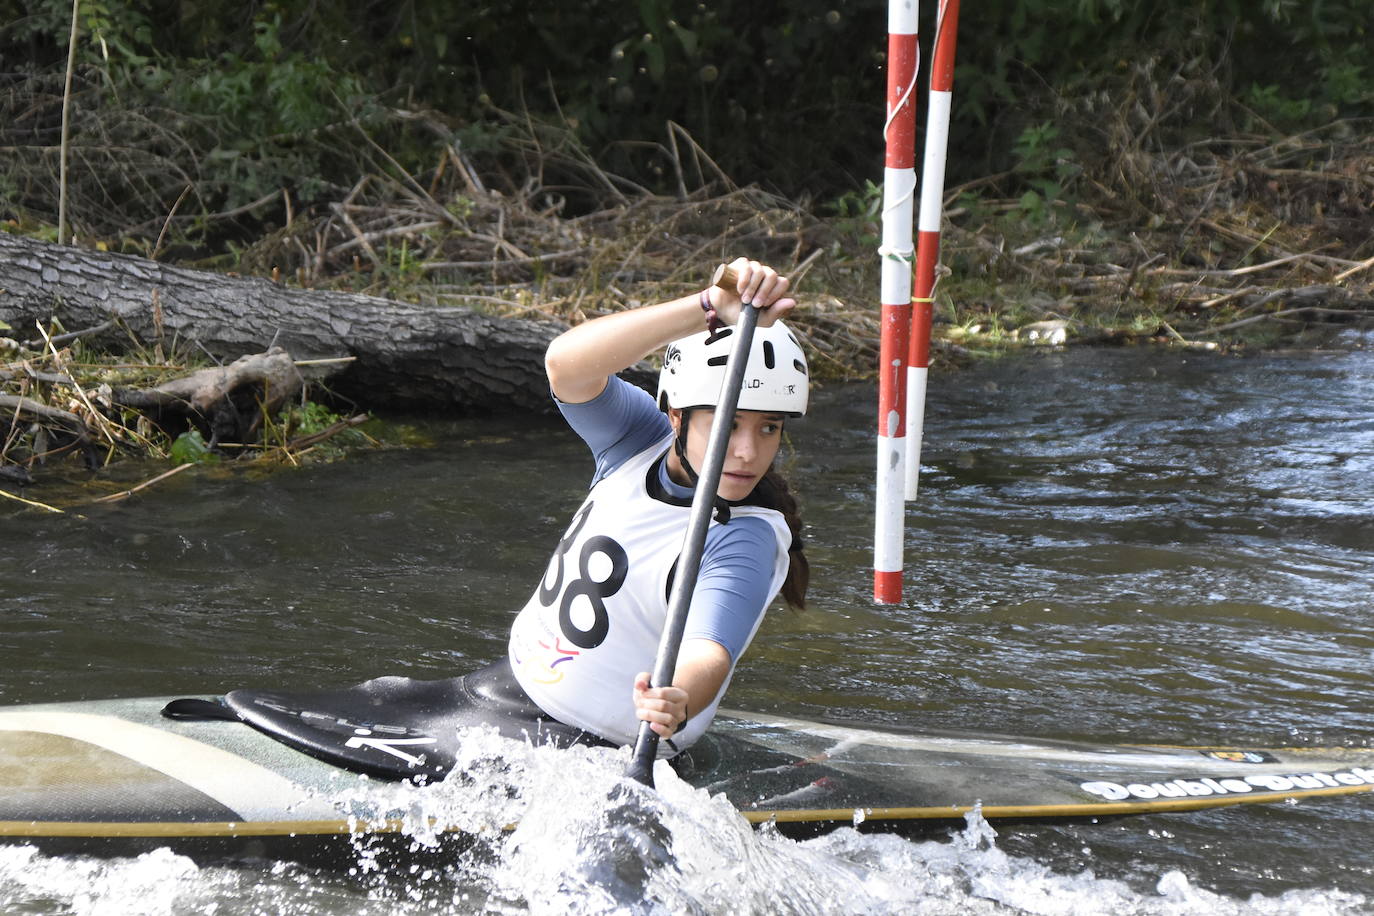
<box><xmin>711</xmin><ymin>263</ymin><xmax>738</xmax><ymax>290</ymax></box>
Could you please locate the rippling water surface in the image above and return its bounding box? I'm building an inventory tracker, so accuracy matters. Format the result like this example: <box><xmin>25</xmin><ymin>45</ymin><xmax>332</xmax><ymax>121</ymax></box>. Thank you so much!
<box><xmin>2</xmin><ymin>344</ymin><xmax>1371</xmax><ymax>914</ymax></box>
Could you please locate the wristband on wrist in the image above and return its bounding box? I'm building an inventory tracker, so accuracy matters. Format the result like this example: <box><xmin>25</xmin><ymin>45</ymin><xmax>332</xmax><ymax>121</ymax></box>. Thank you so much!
<box><xmin>699</xmin><ymin>289</ymin><xmax>725</xmax><ymax>333</ymax></box>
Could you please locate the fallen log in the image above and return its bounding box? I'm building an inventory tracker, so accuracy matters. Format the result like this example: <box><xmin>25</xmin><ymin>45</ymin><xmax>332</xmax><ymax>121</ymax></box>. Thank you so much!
<box><xmin>0</xmin><ymin>234</ymin><xmax>564</xmax><ymax>413</ymax></box>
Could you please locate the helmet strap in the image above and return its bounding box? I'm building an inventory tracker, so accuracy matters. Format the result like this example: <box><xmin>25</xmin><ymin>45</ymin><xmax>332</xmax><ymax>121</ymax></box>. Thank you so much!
<box><xmin>672</xmin><ymin>408</ymin><xmax>733</xmax><ymax>523</ymax></box>
<box><xmin>672</xmin><ymin>408</ymin><xmax>700</xmax><ymax>485</ymax></box>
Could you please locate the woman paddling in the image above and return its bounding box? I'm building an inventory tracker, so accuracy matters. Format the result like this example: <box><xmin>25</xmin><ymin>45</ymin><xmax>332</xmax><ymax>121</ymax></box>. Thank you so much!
<box><xmin>501</xmin><ymin>257</ymin><xmax>809</xmax><ymax>758</ymax></box>
<box><xmin>187</xmin><ymin>258</ymin><xmax>810</xmax><ymax>777</ymax></box>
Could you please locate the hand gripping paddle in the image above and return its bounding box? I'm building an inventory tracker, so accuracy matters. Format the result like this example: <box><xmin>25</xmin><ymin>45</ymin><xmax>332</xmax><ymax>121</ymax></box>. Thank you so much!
<box><xmin>625</xmin><ymin>264</ymin><xmax>757</xmax><ymax>788</ymax></box>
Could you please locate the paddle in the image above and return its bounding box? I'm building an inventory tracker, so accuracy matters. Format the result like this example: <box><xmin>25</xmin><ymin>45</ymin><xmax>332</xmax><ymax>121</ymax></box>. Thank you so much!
<box><xmin>625</xmin><ymin>264</ymin><xmax>757</xmax><ymax>788</ymax></box>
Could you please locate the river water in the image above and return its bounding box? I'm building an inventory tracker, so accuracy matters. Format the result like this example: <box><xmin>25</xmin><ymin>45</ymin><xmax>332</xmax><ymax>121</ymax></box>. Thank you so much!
<box><xmin>1</xmin><ymin>341</ymin><xmax>1371</xmax><ymax>914</ymax></box>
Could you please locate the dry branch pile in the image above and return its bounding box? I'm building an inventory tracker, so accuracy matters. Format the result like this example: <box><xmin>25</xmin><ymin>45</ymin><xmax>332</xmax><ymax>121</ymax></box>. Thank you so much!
<box><xmin>1</xmin><ymin>331</ymin><xmax>367</xmax><ymax>500</ymax></box>
<box><xmin>214</xmin><ymin>107</ymin><xmax>1372</xmax><ymax>364</ymax></box>
<box><xmin>936</xmin><ymin>106</ymin><xmax>1373</xmax><ymax>348</ymax></box>
<box><xmin>1080</xmin><ymin>128</ymin><xmax>1369</xmax><ymax>313</ymax></box>
<box><xmin>1</xmin><ymin>330</ymin><xmax>155</xmax><ymax>477</ymax></box>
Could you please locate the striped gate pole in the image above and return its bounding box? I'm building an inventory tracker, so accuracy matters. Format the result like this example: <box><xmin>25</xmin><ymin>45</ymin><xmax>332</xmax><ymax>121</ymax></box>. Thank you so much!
<box><xmin>874</xmin><ymin>0</ymin><xmax>919</xmax><ymax>605</ymax></box>
<box><xmin>905</xmin><ymin>0</ymin><xmax>962</xmax><ymax>501</ymax></box>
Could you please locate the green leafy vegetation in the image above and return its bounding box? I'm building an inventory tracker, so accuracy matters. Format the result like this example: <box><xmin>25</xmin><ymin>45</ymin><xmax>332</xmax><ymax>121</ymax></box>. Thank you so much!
<box><xmin>169</xmin><ymin>429</ymin><xmax>216</xmax><ymax>465</ymax></box>
<box><xmin>1010</xmin><ymin>123</ymin><xmax>1080</xmax><ymax>224</ymax></box>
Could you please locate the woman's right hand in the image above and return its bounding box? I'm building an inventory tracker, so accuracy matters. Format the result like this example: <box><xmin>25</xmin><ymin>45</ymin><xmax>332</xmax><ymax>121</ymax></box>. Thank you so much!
<box><xmin>632</xmin><ymin>671</ymin><xmax>690</xmax><ymax>738</ymax></box>
<box><xmin>709</xmin><ymin>258</ymin><xmax>797</xmax><ymax>328</ymax></box>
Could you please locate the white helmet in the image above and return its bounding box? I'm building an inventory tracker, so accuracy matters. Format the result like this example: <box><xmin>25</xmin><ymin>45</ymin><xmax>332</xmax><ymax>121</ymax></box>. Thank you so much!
<box><xmin>658</xmin><ymin>321</ymin><xmax>809</xmax><ymax>416</ymax></box>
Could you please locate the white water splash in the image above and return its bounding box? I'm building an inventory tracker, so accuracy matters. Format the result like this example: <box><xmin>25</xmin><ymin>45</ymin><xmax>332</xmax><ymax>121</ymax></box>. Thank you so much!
<box><xmin>2</xmin><ymin>738</ymin><xmax>1369</xmax><ymax>915</ymax></box>
<box><xmin>0</xmin><ymin>846</ymin><xmax>197</xmax><ymax>916</ymax></box>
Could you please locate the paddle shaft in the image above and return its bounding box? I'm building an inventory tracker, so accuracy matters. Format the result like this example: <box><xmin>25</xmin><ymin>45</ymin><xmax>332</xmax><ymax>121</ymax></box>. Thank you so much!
<box><xmin>626</xmin><ymin>266</ymin><xmax>754</xmax><ymax>787</ymax></box>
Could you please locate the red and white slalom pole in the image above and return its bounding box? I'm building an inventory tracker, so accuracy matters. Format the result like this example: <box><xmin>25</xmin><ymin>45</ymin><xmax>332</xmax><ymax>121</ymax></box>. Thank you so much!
<box><xmin>905</xmin><ymin>0</ymin><xmax>961</xmax><ymax>502</ymax></box>
<box><xmin>874</xmin><ymin>0</ymin><xmax>919</xmax><ymax>605</ymax></box>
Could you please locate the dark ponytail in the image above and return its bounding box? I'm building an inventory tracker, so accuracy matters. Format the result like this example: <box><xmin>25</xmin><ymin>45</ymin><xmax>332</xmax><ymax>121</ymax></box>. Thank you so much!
<box><xmin>742</xmin><ymin>468</ymin><xmax>809</xmax><ymax>610</ymax></box>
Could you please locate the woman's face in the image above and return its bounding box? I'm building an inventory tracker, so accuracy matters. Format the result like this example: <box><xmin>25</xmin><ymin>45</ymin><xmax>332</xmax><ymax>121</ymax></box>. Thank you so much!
<box><xmin>668</xmin><ymin>408</ymin><xmax>785</xmax><ymax>502</ymax></box>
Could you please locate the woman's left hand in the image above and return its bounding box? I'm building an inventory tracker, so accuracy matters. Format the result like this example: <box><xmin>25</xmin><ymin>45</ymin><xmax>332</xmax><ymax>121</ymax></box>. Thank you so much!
<box><xmin>632</xmin><ymin>672</ymin><xmax>689</xmax><ymax>738</ymax></box>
